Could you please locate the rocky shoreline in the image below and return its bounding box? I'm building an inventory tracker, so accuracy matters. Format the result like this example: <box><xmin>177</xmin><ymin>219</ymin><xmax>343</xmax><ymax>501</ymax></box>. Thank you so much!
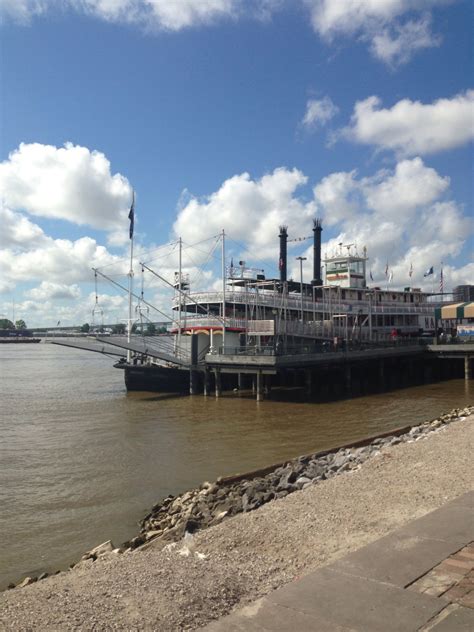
<box><xmin>132</xmin><ymin>404</ymin><xmax>474</xmax><ymax>549</ymax></box>
<box><xmin>1</xmin><ymin>408</ymin><xmax>472</xmax><ymax>630</ymax></box>
<box><xmin>7</xmin><ymin>404</ymin><xmax>472</xmax><ymax>591</ymax></box>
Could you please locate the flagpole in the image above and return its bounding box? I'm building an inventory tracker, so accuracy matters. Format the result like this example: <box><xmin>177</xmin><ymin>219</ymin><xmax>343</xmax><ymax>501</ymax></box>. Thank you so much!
<box><xmin>178</xmin><ymin>236</ymin><xmax>182</xmax><ymax>355</ymax></box>
<box><xmin>440</xmin><ymin>261</ymin><xmax>444</xmax><ymax>298</ymax></box>
<box><xmin>127</xmin><ymin>191</ymin><xmax>135</xmax><ymax>363</ymax></box>
<box><xmin>221</xmin><ymin>229</ymin><xmax>226</xmax><ymax>352</ymax></box>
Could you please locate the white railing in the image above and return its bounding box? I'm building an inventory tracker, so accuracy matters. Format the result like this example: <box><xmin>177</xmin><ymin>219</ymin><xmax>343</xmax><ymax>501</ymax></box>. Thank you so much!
<box><xmin>174</xmin><ymin>316</ymin><xmax>247</xmax><ymax>330</ymax></box>
<box><xmin>173</xmin><ymin>290</ymin><xmax>436</xmax><ymax>317</ymax></box>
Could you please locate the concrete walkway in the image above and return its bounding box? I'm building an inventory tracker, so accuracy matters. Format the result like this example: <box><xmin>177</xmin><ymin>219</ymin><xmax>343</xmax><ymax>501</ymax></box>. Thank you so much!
<box><xmin>203</xmin><ymin>491</ymin><xmax>474</xmax><ymax>631</ymax></box>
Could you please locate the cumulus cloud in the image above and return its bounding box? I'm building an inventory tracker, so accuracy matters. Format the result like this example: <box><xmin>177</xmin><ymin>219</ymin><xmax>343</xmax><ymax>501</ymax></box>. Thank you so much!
<box><xmin>2</xmin><ymin>292</ymin><xmax>128</xmax><ymax>329</ymax></box>
<box><xmin>301</xmin><ymin>96</ymin><xmax>339</xmax><ymax>131</ymax></box>
<box><xmin>0</xmin><ymin>236</ymin><xmax>124</xmax><ymax>286</ymax></box>
<box><xmin>362</xmin><ymin>158</ymin><xmax>450</xmax><ymax>216</ymax></box>
<box><xmin>173</xmin><ymin>167</ymin><xmax>316</xmax><ymax>260</ymax></box>
<box><xmin>0</xmin><ymin>142</ymin><xmax>133</xmax><ymax>234</ymax></box>
<box><xmin>313</xmin><ymin>158</ymin><xmax>471</xmax><ymax>289</ymax></box>
<box><xmin>304</xmin><ymin>0</ymin><xmax>447</xmax><ymax>65</ymax></box>
<box><xmin>27</xmin><ymin>281</ymin><xmax>82</xmax><ymax>301</ymax></box>
<box><xmin>313</xmin><ymin>170</ymin><xmax>361</xmax><ymax>226</ymax></box>
<box><xmin>341</xmin><ymin>91</ymin><xmax>474</xmax><ymax>156</ymax></box>
<box><xmin>0</xmin><ymin>205</ymin><xmax>48</xmax><ymax>249</ymax></box>
<box><xmin>172</xmin><ymin>158</ymin><xmax>471</xmax><ymax>291</ymax></box>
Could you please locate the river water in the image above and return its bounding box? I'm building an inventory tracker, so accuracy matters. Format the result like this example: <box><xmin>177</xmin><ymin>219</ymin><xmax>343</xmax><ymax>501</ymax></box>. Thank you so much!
<box><xmin>0</xmin><ymin>342</ymin><xmax>471</xmax><ymax>589</ymax></box>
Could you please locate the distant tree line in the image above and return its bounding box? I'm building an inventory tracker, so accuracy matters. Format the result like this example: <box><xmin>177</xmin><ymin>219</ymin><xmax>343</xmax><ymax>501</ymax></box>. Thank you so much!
<box><xmin>0</xmin><ymin>319</ymin><xmax>27</xmax><ymax>330</ymax></box>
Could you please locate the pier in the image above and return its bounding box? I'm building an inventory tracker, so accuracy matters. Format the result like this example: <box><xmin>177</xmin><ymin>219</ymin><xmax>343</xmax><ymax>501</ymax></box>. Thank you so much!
<box><xmin>204</xmin><ymin>341</ymin><xmax>473</xmax><ymax>400</ymax></box>
<box><xmin>52</xmin><ymin>335</ymin><xmax>473</xmax><ymax>400</ymax></box>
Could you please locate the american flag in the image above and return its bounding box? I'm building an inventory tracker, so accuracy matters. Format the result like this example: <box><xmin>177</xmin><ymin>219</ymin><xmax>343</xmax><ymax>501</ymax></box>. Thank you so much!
<box><xmin>439</xmin><ymin>265</ymin><xmax>444</xmax><ymax>293</ymax></box>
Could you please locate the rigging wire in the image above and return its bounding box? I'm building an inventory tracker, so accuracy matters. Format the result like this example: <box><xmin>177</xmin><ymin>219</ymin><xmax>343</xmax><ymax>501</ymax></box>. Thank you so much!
<box><xmin>226</xmin><ymin>235</ymin><xmax>280</xmax><ymax>277</ymax></box>
<box><xmin>183</xmin><ymin>236</ymin><xmax>221</xmax><ymax>287</ymax></box>
<box><xmin>91</xmin><ymin>269</ymin><xmax>104</xmax><ymax>329</ymax></box>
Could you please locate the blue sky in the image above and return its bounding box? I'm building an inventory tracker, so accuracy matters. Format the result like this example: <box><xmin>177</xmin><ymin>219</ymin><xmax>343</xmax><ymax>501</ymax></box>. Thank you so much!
<box><xmin>0</xmin><ymin>0</ymin><xmax>473</xmax><ymax>327</ymax></box>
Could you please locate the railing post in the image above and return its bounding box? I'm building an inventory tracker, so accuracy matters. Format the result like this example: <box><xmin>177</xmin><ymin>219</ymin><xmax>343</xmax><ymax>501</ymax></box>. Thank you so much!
<box><xmin>256</xmin><ymin>370</ymin><xmax>264</xmax><ymax>401</ymax></box>
<box><xmin>215</xmin><ymin>369</ymin><xmax>222</xmax><ymax>397</ymax></box>
<box><xmin>465</xmin><ymin>356</ymin><xmax>471</xmax><ymax>380</ymax></box>
<box><xmin>203</xmin><ymin>369</ymin><xmax>210</xmax><ymax>396</ymax></box>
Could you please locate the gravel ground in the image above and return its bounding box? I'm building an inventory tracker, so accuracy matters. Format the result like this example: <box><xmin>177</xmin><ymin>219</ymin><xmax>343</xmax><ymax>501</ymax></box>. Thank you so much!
<box><xmin>1</xmin><ymin>413</ymin><xmax>472</xmax><ymax>631</ymax></box>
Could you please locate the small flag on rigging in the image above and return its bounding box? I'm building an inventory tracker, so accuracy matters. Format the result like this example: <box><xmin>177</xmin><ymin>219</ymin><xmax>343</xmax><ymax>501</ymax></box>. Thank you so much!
<box><xmin>385</xmin><ymin>262</ymin><xmax>389</xmax><ymax>277</ymax></box>
<box><xmin>370</xmin><ymin>270</ymin><xmax>373</xmax><ymax>281</ymax></box>
<box><xmin>409</xmin><ymin>263</ymin><xmax>413</xmax><ymax>278</ymax></box>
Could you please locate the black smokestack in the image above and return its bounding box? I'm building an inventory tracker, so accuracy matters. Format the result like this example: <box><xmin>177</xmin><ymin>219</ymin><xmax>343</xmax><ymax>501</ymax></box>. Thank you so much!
<box><xmin>312</xmin><ymin>218</ymin><xmax>323</xmax><ymax>286</ymax></box>
<box><xmin>279</xmin><ymin>225</ymin><xmax>288</xmax><ymax>283</ymax></box>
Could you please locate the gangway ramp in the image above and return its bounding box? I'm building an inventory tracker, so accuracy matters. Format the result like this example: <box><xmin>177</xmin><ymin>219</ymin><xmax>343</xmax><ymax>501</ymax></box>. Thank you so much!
<box><xmin>95</xmin><ymin>335</ymin><xmax>190</xmax><ymax>368</ymax></box>
<box><xmin>50</xmin><ymin>338</ymin><xmax>125</xmax><ymax>357</ymax></box>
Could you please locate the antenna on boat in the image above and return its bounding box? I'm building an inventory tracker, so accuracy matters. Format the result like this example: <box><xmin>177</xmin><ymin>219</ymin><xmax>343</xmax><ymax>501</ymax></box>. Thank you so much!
<box><xmin>92</xmin><ymin>269</ymin><xmax>104</xmax><ymax>331</ymax></box>
<box><xmin>136</xmin><ymin>264</ymin><xmax>149</xmax><ymax>333</ymax></box>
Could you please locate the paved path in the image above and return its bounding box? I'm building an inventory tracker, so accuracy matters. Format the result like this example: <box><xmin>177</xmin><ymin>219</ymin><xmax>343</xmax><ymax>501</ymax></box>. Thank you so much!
<box><xmin>203</xmin><ymin>491</ymin><xmax>474</xmax><ymax>631</ymax></box>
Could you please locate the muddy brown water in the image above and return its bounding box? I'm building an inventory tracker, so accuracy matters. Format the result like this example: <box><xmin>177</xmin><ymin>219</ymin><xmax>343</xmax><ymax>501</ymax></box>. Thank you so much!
<box><xmin>0</xmin><ymin>342</ymin><xmax>471</xmax><ymax>589</ymax></box>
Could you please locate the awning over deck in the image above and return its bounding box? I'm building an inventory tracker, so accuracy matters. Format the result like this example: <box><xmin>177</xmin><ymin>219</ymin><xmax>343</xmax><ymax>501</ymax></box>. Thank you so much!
<box><xmin>435</xmin><ymin>302</ymin><xmax>474</xmax><ymax>320</ymax></box>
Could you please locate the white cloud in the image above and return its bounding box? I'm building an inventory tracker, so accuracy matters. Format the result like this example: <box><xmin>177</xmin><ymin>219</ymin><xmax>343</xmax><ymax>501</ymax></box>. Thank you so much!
<box><xmin>312</xmin><ymin>157</ymin><xmax>472</xmax><ymax>289</ymax></box>
<box><xmin>1</xmin><ymin>0</ymin><xmax>260</xmax><ymax>31</ymax></box>
<box><xmin>304</xmin><ymin>0</ymin><xmax>448</xmax><ymax>65</ymax></box>
<box><xmin>0</xmin><ymin>0</ymin><xmax>48</xmax><ymax>24</ymax></box>
<box><xmin>313</xmin><ymin>171</ymin><xmax>360</xmax><ymax>226</ymax></box>
<box><xmin>0</xmin><ymin>205</ymin><xmax>48</xmax><ymax>249</ymax></box>
<box><xmin>341</xmin><ymin>91</ymin><xmax>474</xmax><ymax>156</ymax></box>
<box><xmin>301</xmin><ymin>96</ymin><xmax>339</xmax><ymax>131</ymax></box>
<box><xmin>2</xmin><ymin>0</ymin><xmax>451</xmax><ymax>69</ymax></box>
<box><xmin>27</xmin><ymin>281</ymin><xmax>82</xmax><ymax>301</ymax></box>
<box><xmin>0</xmin><ymin>142</ymin><xmax>133</xmax><ymax>234</ymax></box>
<box><xmin>371</xmin><ymin>14</ymin><xmax>441</xmax><ymax>67</ymax></box>
<box><xmin>447</xmin><ymin>262</ymin><xmax>474</xmax><ymax>289</ymax></box>
<box><xmin>82</xmin><ymin>0</ymin><xmax>240</xmax><ymax>31</ymax></box>
<box><xmin>1</xmin><ymin>292</ymin><xmax>128</xmax><ymax>329</ymax></box>
<box><xmin>172</xmin><ymin>158</ymin><xmax>471</xmax><ymax>292</ymax></box>
<box><xmin>363</xmin><ymin>158</ymin><xmax>449</xmax><ymax>216</ymax></box>
<box><xmin>173</xmin><ymin>167</ymin><xmax>316</xmax><ymax>260</ymax></box>
<box><xmin>0</xmin><ymin>236</ymin><xmax>124</xmax><ymax>285</ymax></box>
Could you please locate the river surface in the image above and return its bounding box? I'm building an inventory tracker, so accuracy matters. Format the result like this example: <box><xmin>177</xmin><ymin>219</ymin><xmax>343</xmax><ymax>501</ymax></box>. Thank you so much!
<box><xmin>0</xmin><ymin>342</ymin><xmax>472</xmax><ymax>589</ymax></box>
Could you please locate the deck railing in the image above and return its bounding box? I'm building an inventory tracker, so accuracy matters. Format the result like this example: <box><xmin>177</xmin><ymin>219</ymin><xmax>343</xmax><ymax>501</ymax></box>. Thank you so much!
<box><xmin>216</xmin><ymin>337</ymin><xmax>428</xmax><ymax>357</ymax></box>
<box><xmin>173</xmin><ymin>290</ymin><xmax>438</xmax><ymax>316</ymax></box>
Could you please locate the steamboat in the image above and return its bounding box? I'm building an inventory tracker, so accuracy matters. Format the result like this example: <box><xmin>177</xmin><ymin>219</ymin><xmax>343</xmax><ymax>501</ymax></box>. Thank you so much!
<box><xmin>103</xmin><ymin>220</ymin><xmax>439</xmax><ymax>392</ymax></box>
